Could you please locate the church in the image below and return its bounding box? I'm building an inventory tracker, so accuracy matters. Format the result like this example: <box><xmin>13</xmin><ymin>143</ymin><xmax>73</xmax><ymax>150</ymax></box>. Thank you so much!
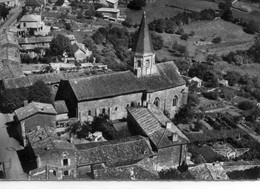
<box><xmin>55</xmin><ymin>12</ymin><xmax>188</xmax><ymax>121</ymax></box>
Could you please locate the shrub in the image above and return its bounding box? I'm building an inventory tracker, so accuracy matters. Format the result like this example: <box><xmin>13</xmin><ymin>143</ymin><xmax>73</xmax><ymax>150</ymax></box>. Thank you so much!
<box><xmin>238</xmin><ymin>101</ymin><xmax>255</xmax><ymax>110</ymax></box>
<box><xmin>180</xmin><ymin>34</ymin><xmax>189</xmax><ymax>41</ymax></box>
<box><xmin>212</xmin><ymin>36</ymin><xmax>222</xmax><ymax>44</ymax></box>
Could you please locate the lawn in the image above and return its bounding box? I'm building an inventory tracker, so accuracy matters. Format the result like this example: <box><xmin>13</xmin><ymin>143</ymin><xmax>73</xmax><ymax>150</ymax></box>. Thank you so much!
<box><xmin>125</xmin><ymin>0</ymin><xmax>218</xmax><ymax>24</ymax></box>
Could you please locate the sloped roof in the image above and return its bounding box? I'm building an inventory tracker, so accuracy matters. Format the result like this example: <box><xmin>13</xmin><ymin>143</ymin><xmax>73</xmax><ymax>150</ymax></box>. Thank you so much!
<box><xmin>76</xmin><ymin>135</ymin><xmax>154</xmax><ymax>166</ymax></box>
<box><xmin>0</xmin><ymin>60</ymin><xmax>24</xmax><ymax>80</ymax></box>
<box><xmin>18</xmin><ymin>36</ymin><xmax>53</xmax><ymax>44</ymax></box>
<box><xmin>139</xmin><ymin>61</ymin><xmax>185</xmax><ymax>92</ymax></box>
<box><xmin>96</xmin><ymin>8</ymin><xmax>120</xmax><ymax>13</ymax></box>
<box><xmin>134</xmin><ymin>11</ymin><xmax>154</xmax><ymax>56</ymax></box>
<box><xmin>106</xmin><ymin>0</ymin><xmax>118</xmax><ymax>4</ymax></box>
<box><xmin>25</xmin><ymin>0</ymin><xmax>44</xmax><ymax>6</ymax></box>
<box><xmin>0</xmin><ymin>46</ymin><xmax>21</xmax><ymax>63</ymax></box>
<box><xmin>15</xmin><ymin>101</ymin><xmax>57</xmax><ymax>121</ymax></box>
<box><xmin>127</xmin><ymin>105</ymin><xmax>189</xmax><ymax>148</ymax></box>
<box><xmin>53</xmin><ymin>100</ymin><xmax>68</xmax><ymax>114</ymax></box>
<box><xmin>93</xmin><ymin>158</ymin><xmax>159</xmax><ymax>180</ymax></box>
<box><xmin>0</xmin><ymin>31</ymin><xmax>18</xmax><ymax>47</ymax></box>
<box><xmin>19</xmin><ymin>14</ymin><xmax>41</xmax><ymax>22</ymax></box>
<box><xmin>68</xmin><ymin>71</ymin><xmax>145</xmax><ymax>101</ymax></box>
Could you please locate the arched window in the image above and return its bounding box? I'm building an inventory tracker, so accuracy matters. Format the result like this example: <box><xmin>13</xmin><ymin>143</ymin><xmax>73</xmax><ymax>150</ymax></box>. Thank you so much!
<box><xmin>154</xmin><ymin>97</ymin><xmax>160</xmax><ymax>108</ymax></box>
<box><xmin>102</xmin><ymin>108</ymin><xmax>106</xmax><ymax>114</ymax></box>
<box><xmin>115</xmin><ymin>106</ymin><xmax>118</xmax><ymax>111</ymax></box>
<box><xmin>137</xmin><ymin>60</ymin><xmax>141</xmax><ymax>67</ymax></box>
<box><xmin>173</xmin><ymin>96</ymin><xmax>178</xmax><ymax>106</ymax></box>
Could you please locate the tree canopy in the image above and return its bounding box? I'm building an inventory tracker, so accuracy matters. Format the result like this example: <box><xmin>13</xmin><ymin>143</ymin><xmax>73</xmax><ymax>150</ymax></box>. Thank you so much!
<box><xmin>50</xmin><ymin>34</ymin><xmax>73</xmax><ymax>56</ymax></box>
<box><xmin>0</xmin><ymin>3</ymin><xmax>9</xmax><ymax>20</ymax></box>
<box><xmin>28</xmin><ymin>80</ymin><xmax>52</xmax><ymax>104</ymax></box>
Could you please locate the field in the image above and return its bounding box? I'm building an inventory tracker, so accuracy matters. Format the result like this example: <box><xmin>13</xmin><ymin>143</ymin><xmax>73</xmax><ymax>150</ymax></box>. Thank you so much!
<box><xmin>125</xmin><ymin>0</ymin><xmax>218</xmax><ymax>24</ymax></box>
<box><xmin>155</xmin><ymin>19</ymin><xmax>255</xmax><ymax>61</ymax></box>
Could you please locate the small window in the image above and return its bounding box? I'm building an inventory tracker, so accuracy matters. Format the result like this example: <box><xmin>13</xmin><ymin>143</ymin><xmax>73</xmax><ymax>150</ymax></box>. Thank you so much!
<box><xmin>63</xmin><ymin>170</ymin><xmax>69</xmax><ymax>176</ymax></box>
<box><xmin>63</xmin><ymin>159</ymin><xmax>68</xmax><ymax>166</ymax></box>
<box><xmin>137</xmin><ymin>60</ymin><xmax>141</xmax><ymax>67</ymax></box>
<box><xmin>102</xmin><ymin>108</ymin><xmax>106</xmax><ymax>114</ymax></box>
<box><xmin>173</xmin><ymin>96</ymin><xmax>178</xmax><ymax>107</ymax></box>
<box><xmin>138</xmin><ymin>102</ymin><xmax>140</xmax><ymax>106</ymax></box>
<box><xmin>88</xmin><ymin>110</ymin><xmax>91</xmax><ymax>116</ymax></box>
<box><xmin>126</xmin><ymin>104</ymin><xmax>129</xmax><ymax>107</ymax></box>
<box><xmin>154</xmin><ymin>97</ymin><xmax>160</xmax><ymax>108</ymax></box>
<box><xmin>23</xmin><ymin>22</ymin><xmax>26</xmax><ymax>27</ymax></box>
<box><xmin>115</xmin><ymin>106</ymin><xmax>118</xmax><ymax>111</ymax></box>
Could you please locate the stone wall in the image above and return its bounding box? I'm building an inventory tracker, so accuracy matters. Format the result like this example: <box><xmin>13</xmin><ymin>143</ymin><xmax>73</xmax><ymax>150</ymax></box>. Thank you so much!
<box><xmin>148</xmin><ymin>85</ymin><xmax>188</xmax><ymax>118</ymax></box>
<box><xmin>78</xmin><ymin>92</ymin><xmax>144</xmax><ymax>121</ymax></box>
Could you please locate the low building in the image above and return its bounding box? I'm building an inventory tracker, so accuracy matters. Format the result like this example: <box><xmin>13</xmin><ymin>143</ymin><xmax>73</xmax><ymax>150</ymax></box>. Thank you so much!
<box><xmin>188</xmin><ymin>76</ymin><xmax>202</xmax><ymax>88</ymax></box>
<box><xmin>96</xmin><ymin>8</ymin><xmax>120</xmax><ymax>21</ymax></box>
<box><xmin>93</xmin><ymin>158</ymin><xmax>159</xmax><ymax>180</ymax></box>
<box><xmin>18</xmin><ymin>36</ymin><xmax>53</xmax><ymax>52</ymax></box>
<box><xmin>71</xmin><ymin>42</ymin><xmax>92</xmax><ymax>62</ymax></box>
<box><xmin>14</xmin><ymin>102</ymin><xmax>57</xmax><ymax>145</ymax></box>
<box><xmin>53</xmin><ymin>100</ymin><xmax>69</xmax><ymax>122</ymax></box>
<box><xmin>76</xmin><ymin>135</ymin><xmax>155</xmax><ymax>178</ymax></box>
<box><xmin>218</xmin><ymin>79</ymin><xmax>229</xmax><ymax>86</ymax></box>
<box><xmin>17</xmin><ymin>14</ymin><xmax>50</xmax><ymax>36</ymax></box>
<box><xmin>27</xmin><ymin>126</ymin><xmax>78</xmax><ymax>179</ymax></box>
<box><xmin>127</xmin><ymin>104</ymin><xmax>189</xmax><ymax>171</ymax></box>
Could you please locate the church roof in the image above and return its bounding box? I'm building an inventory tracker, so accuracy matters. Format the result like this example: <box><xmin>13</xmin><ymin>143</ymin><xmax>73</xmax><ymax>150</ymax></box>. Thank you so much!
<box><xmin>68</xmin><ymin>71</ymin><xmax>145</xmax><ymax>101</ymax></box>
<box><xmin>134</xmin><ymin>12</ymin><xmax>154</xmax><ymax>56</ymax></box>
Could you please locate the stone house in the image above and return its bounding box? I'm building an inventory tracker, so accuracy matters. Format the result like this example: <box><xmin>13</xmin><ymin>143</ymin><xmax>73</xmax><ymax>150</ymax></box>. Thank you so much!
<box><xmin>96</xmin><ymin>7</ymin><xmax>120</xmax><ymax>21</ymax></box>
<box><xmin>55</xmin><ymin>12</ymin><xmax>188</xmax><ymax>121</ymax></box>
<box><xmin>71</xmin><ymin>42</ymin><xmax>92</xmax><ymax>62</ymax></box>
<box><xmin>76</xmin><ymin>135</ymin><xmax>155</xmax><ymax>178</ymax></box>
<box><xmin>18</xmin><ymin>36</ymin><xmax>53</xmax><ymax>53</ymax></box>
<box><xmin>189</xmin><ymin>76</ymin><xmax>202</xmax><ymax>88</ymax></box>
<box><xmin>14</xmin><ymin>102</ymin><xmax>57</xmax><ymax>145</ymax></box>
<box><xmin>127</xmin><ymin>104</ymin><xmax>189</xmax><ymax>171</ymax></box>
<box><xmin>26</xmin><ymin>126</ymin><xmax>78</xmax><ymax>179</ymax></box>
<box><xmin>53</xmin><ymin>100</ymin><xmax>69</xmax><ymax>122</ymax></box>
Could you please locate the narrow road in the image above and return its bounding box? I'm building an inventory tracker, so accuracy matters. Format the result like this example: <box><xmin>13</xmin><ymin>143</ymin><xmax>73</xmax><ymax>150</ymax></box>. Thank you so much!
<box><xmin>0</xmin><ymin>2</ymin><xmax>23</xmax><ymax>32</ymax></box>
<box><xmin>0</xmin><ymin>113</ymin><xmax>27</xmax><ymax>180</ymax></box>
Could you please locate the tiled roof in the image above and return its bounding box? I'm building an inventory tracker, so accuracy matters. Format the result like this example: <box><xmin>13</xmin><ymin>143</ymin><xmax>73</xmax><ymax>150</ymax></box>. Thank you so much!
<box><xmin>18</xmin><ymin>36</ymin><xmax>53</xmax><ymax>44</ymax></box>
<box><xmin>19</xmin><ymin>14</ymin><xmax>41</xmax><ymax>22</ymax></box>
<box><xmin>0</xmin><ymin>46</ymin><xmax>21</xmax><ymax>63</ymax></box>
<box><xmin>127</xmin><ymin>105</ymin><xmax>189</xmax><ymax>148</ymax></box>
<box><xmin>76</xmin><ymin>135</ymin><xmax>154</xmax><ymax>166</ymax></box>
<box><xmin>133</xmin><ymin>12</ymin><xmax>154</xmax><ymax>56</ymax></box>
<box><xmin>25</xmin><ymin>0</ymin><xmax>44</xmax><ymax>6</ymax></box>
<box><xmin>139</xmin><ymin>61</ymin><xmax>185</xmax><ymax>92</ymax></box>
<box><xmin>68</xmin><ymin>71</ymin><xmax>145</xmax><ymax>101</ymax></box>
<box><xmin>0</xmin><ymin>60</ymin><xmax>24</xmax><ymax>80</ymax></box>
<box><xmin>0</xmin><ymin>31</ymin><xmax>18</xmax><ymax>47</ymax></box>
<box><xmin>53</xmin><ymin>100</ymin><xmax>68</xmax><ymax>114</ymax></box>
<box><xmin>106</xmin><ymin>0</ymin><xmax>118</xmax><ymax>4</ymax></box>
<box><xmin>97</xmin><ymin>8</ymin><xmax>120</xmax><ymax>13</ymax></box>
<box><xmin>93</xmin><ymin>158</ymin><xmax>159</xmax><ymax>180</ymax></box>
<box><xmin>15</xmin><ymin>101</ymin><xmax>57</xmax><ymax>121</ymax></box>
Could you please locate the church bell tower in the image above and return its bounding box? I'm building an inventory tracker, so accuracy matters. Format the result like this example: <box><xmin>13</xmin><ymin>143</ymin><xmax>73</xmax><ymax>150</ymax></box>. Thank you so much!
<box><xmin>131</xmin><ymin>11</ymin><xmax>157</xmax><ymax>77</ymax></box>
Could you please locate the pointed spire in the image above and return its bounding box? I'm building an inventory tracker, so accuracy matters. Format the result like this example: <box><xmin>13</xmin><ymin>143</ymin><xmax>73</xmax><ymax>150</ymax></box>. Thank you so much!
<box><xmin>134</xmin><ymin>11</ymin><xmax>154</xmax><ymax>56</ymax></box>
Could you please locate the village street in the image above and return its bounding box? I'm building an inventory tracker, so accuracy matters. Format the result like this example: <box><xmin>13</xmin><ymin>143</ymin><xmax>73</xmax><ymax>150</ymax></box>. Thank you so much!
<box><xmin>0</xmin><ymin>1</ymin><xmax>23</xmax><ymax>32</ymax></box>
<box><xmin>0</xmin><ymin>113</ymin><xmax>27</xmax><ymax>180</ymax></box>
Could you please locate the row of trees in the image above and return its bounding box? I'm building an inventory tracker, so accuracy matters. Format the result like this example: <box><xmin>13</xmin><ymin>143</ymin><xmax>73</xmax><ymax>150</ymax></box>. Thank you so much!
<box><xmin>0</xmin><ymin>81</ymin><xmax>52</xmax><ymax>113</ymax></box>
<box><xmin>148</xmin><ymin>9</ymin><xmax>217</xmax><ymax>34</ymax></box>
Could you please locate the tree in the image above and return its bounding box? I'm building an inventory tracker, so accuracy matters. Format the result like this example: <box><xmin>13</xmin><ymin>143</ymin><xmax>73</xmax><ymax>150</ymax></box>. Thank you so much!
<box><xmin>200</xmin><ymin>9</ymin><xmax>216</xmax><ymax>20</ymax></box>
<box><xmin>151</xmin><ymin>32</ymin><xmax>164</xmax><ymax>50</ymax></box>
<box><xmin>188</xmin><ymin>63</ymin><xmax>209</xmax><ymax>79</ymax></box>
<box><xmin>122</xmin><ymin>17</ymin><xmax>133</xmax><ymax>28</ymax></box>
<box><xmin>55</xmin><ymin>0</ymin><xmax>64</xmax><ymax>6</ymax></box>
<box><xmin>180</xmin><ymin>34</ymin><xmax>189</xmax><ymax>41</ymax></box>
<box><xmin>92</xmin><ymin>116</ymin><xmax>115</xmax><ymax>140</ymax></box>
<box><xmin>64</xmin><ymin>23</ymin><xmax>72</xmax><ymax>31</ymax></box>
<box><xmin>238</xmin><ymin>101</ymin><xmax>255</xmax><ymax>110</ymax></box>
<box><xmin>28</xmin><ymin>80</ymin><xmax>52</xmax><ymax>104</ymax></box>
<box><xmin>0</xmin><ymin>3</ymin><xmax>9</xmax><ymax>20</ymax></box>
<box><xmin>248</xmin><ymin>34</ymin><xmax>260</xmax><ymax>63</ymax></box>
<box><xmin>127</xmin><ymin>0</ymin><xmax>146</xmax><ymax>10</ymax></box>
<box><xmin>246</xmin><ymin>20</ymin><xmax>260</xmax><ymax>34</ymax></box>
<box><xmin>212</xmin><ymin>36</ymin><xmax>222</xmax><ymax>44</ymax></box>
<box><xmin>50</xmin><ymin>34</ymin><xmax>73</xmax><ymax>56</ymax></box>
<box><xmin>224</xmin><ymin>71</ymin><xmax>241</xmax><ymax>86</ymax></box>
<box><xmin>221</xmin><ymin>9</ymin><xmax>233</xmax><ymax>22</ymax></box>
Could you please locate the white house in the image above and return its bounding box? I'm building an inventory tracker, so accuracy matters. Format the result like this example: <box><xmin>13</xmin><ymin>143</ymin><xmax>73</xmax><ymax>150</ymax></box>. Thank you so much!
<box><xmin>96</xmin><ymin>7</ymin><xmax>120</xmax><ymax>21</ymax></box>
<box><xmin>189</xmin><ymin>76</ymin><xmax>202</xmax><ymax>88</ymax></box>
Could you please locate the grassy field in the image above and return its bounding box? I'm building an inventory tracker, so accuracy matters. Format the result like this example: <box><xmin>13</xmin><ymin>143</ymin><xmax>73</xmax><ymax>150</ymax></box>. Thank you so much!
<box><xmin>125</xmin><ymin>0</ymin><xmax>218</xmax><ymax>24</ymax></box>
<box><xmin>154</xmin><ymin>19</ymin><xmax>255</xmax><ymax>61</ymax></box>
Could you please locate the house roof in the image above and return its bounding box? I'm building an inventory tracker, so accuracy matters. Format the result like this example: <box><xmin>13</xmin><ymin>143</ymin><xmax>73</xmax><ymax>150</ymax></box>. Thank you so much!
<box><xmin>133</xmin><ymin>11</ymin><xmax>154</xmax><ymax>56</ymax></box>
<box><xmin>27</xmin><ymin>126</ymin><xmax>76</xmax><ymax>160</ymax></box>
<box><xmin>0</xmin><ymin>31</ymin><xmax>19</xmax><ymax>47</ymax></box>
<box><xmin>97</xmin><ymin>8</ymin><xmax>120</xmax><ymax>13</ymax></box>
<box><xmin>76</xmin><ymin>135</ymin><xmax>155</xmax><ymax>166</ymax></box>
<box><xmin>18</xmin><ymin>36</ymin><xmax>53</xmax><ymax>44</ymax></box>
<box><xmin>68</xmin><ymin>71</ymin><xmax>145</xmax><ymax>101</ymax></box>
<box><xmin>93</xmin><ymin>158</ymin><xmax>159</xmax><ymax>180</ymax></box>
<box><xmin>127</xmin><ymin>105</ymin><xmax>188</xmax><ymax>148</ymax></box>
<box><xmin>71</xmin><ymin>42</ymin><xmax>88</xmax><ymax>54</ymax></box>
<box><xmin>53</xmin><ymin>100</ymin><xmax>68</xmax><ymax>114</ymax></box>
<box><xmin>19</xmin><ymin>14</ymin><xmax>41</xmax><ymax>22</ymax></box>
<box><xmin>138</xmin><ymin>61</ymin><xmax>185</xmax><ymax>92</ymax></box>
<box><xmin>0</xmin><ymin>59</ymin><xmax>24</xmax><ymax>80</ymax></box>
<box><xmin>0</xmin><ymin>45</ymin><xmax>21</xmax><ymax>63</ymax></box>
<box><xmin>25</xmin><ymin>0</ymin><xmax>44</xmax><ymax>7</ymax></box>
<box><xmin>106</xmin><ymin>0</ymin><xmax>118</xmax><ymax>4</ymax></box>
<box><xmin>15</xmin><ymin>102</ymin><xmax>57</xmax><ymax>121</ymax></box>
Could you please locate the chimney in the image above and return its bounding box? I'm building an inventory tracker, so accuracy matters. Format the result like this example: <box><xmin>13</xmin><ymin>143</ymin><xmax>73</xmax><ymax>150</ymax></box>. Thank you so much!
<box><xmin>165</xmin><ymin>121</ymin><xmax>171</xmax><ymax>129</ymax></box>
<box><xmin>171</xmin><ymin>132</ymin><xmax>178</xmax><ymax>142</ymax></box>
<box><xmin>23</xmin><ymin>100</ymin><xmax>28</xmax><ymax>107</ymax></box>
